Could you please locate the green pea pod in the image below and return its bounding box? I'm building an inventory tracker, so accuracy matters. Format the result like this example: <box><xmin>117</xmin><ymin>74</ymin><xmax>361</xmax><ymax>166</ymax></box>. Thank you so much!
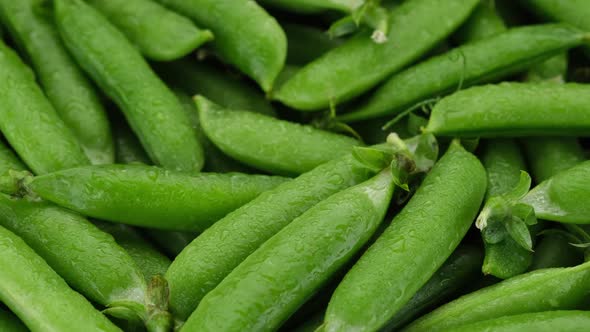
<box><xmin>273</xmin><ymin>0</ymin><xmax>479</xmax><ymax>111</ymax></box>
<box><xmin>54</xmin><ymin>0</ymin><xmax>204</xmax><ymax>173</ymax></box>
<box><xmin>520</xmin><ymin>0</ymin><xmax>590</xmax><ymax>32</ymax></box>
<box><xmin>448</xmin><ymin>310</ymin><xmax>590</xmax><ymax>332</ymax></box>
<box><xmin>143</xmin><ymin>230</ymin><xmax>197</xmax><ymax>258</ymax></box>
<box><xmin>324</xmin><ymin>141</ymin><xmax>486</xmax><ymax>332</ymax></box>
<box><xmin>197</xmin><ymin>96</ymin><xmax>361</xmax><ymax>176</ymax></box>
<box><xmin>183</xmin><ymin>169</ymin><xmax>395</xmax><ymax>331</ymax></box>
<box><xmin>155</xmin><ymin>58</ymin><xmax>275</xmax><ymax>116</ymax></box>
<box><xmin>259</xmin><ymin>0</ymin><xmax>364</xmax><ymax>14</ymax></box>
<box><xmin>521</xmin><ymin>161</ymin><xmax>590</xmax><ymax>224</ymax></box>
<box><xmin>524</xmin><ymin>52</ymin><xmax>568</xmax><ymax>84</ymax></box>
<box><xmin>94</xmin><ymin>221</ymin><xmax>171</xmax><ymax>282</ymax></box>
<box><xmin>154</xmin><ymin>0</ymin><xmax>285</xmax><ymax>92</ymax></box>
<box><xmin>453</xmin><ymin>2</ymin><xmax>507</xmax><ymax>44</ymax></box>
<box><xmin>0</xmin><ymin>0</ymin><xmax>114</xmax><ymax>165</ymax></box>
<box><xmin>338</xmin><ymin>24</ymin><xmax>587</xmax><ymax>123</ymax></box>
<box><xmin>523</xmin><ymin>138</ymin><xmax>585</xmax><ymax>183</ymax></box>
<box><xmin>403</xmin><ymin>261</ymin><xmax>590</xmax><ymax>332</ymax></box>
<box><xmin>87</xmin><ymin>0</ymin><xmax>212</xmax><ymax>61</ymax></box>
<box><xmin>26</xmin><ymin>164</ymin><xmax>288</xmax><ymax>231</ymax></box>
<box><xmin>530</xmin><ymin>232</ymin><xmax>583</xmax><ymax>270</ymax></box>
<box><xmin>0</xmin><ymin>226</ymin><xmax>122</xmax><ymax>332</ymax></box>
<box><xmin>113</xmin><ymin>118</ymin><xmax>152</xmax><ymax>165</ymax></box>
<box><xmin>0</xmin><ymin>307</ymin><xmax>27</xmax><ymax>332</ymax></box>
<box><xmin>282</xmin><ymin>22</ymin><xmax>343</xmax><ymax>65</ymax></box>
<box><xmin>0</xmin><ymin>39</ymin><xmax>89</xmax><ymax>174</ymax></box>
<box><xmin>0</xmin><ymin>141</ymin><xmax>26</xmax><ymax>175</ymax></box>
<box><xmin>426</xmin><ymin>83</ymin><xmax>590</xmax><ymax>137</ymax></box>
<box><xmin>383</xmin><ymin>245</ymin><xmax>483</xmax><ymax>331</ymax></box>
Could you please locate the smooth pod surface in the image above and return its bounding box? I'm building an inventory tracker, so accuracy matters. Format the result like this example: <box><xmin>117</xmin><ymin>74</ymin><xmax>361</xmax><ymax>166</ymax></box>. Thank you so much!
<box><xmin>443</xmin><ymin>311</ymin><xmax>590</xmax><ymax>332</ymax></box>
<box><xmin>0</xmin><ymin>0</ymin><xmax>114</xmax><ymax>165</ymax></box>
<box><xmin>274</xmin><ymin>0</ymin><xmax>479</xmax><ymax>110</ymax></box>
<box><xmin>197</xmin><ymin>96</ymin><xmax>360</xmax><ymax>176</ymax></box>
<box><xmin>166</xmin><ymin>154</ymin><xmax>374</xmax><ymax>321</ymax></box>
<box><xmin>520</xmin><ymin>0</ymin><xmax>590</xmax><ymax>31</ymax></box>
<box><xmin>426</xmin><ymin>83</ymin><xmax>590</xmax><ymax>137</ymax></box>
<box><xmin>183</xmin><ymin>170</ymin><xmax>394</xmax><ymax>331</ymax></box>
<box><xmin>54</xmin><ymin>0</ymin><xmax>204</xmax><ymax>172</ymax></box>
<box><xmin>28</xmin><ymin>164</ymin><xmax>288</xmax><ymax>231</ymax></box>
<box><xmin>0</xmin><ymin>225</ymin><xmax>121</xmax><ymax>332</ymax></box>
<box><xmin>523</xmin><ymin>138</ymin><xmax>585</xmax><ymax>183</ymax></box>
<box><xmin>324</xmin><ymin>141</ymin><xmax>487</xmax><ymax>332</ymax></box>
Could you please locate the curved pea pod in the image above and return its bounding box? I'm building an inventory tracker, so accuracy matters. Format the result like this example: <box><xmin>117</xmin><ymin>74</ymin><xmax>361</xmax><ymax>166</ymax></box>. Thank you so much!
<box><xmin>94</xmin><ymin>221</ymin><xmax>171</xmax><ymax>282</ymax></box>
<box><xmin>154</xmin><ymin>0</ymin><xmax>285</xmax><ymax>92</ymax></box>
<box><xmin>522</xmin><ymin>137</ymin><xmax>585</xmax><ymax>183</ymax></box>
<box><xmin>447</xmin><ymin>310</ymin><xmax>590</xmax><ymax>332</ymax></box>
<box><xmin>183</xmin><ymin>169</ymin><xmax>395</xmax><ymax>331</ymax></box>
<box><xmin>155</xmin><ymin>59</ymin><xmax>275</xmax><ymax>116</ymax></box>
<box><xmin>273</xmin><ymin>0</ymin><xmax>479</xmax><ymax>111</ymax></box>
<box><xmin>384</xmin><ymin>245</ymin><xmax>483</xmax><ymax>331</ymax></box>
<box><xmin>0</xmin><ymin>39</ymin><xmax>89</xmax><ymax>174</ymax></box>
<box><xmin>282</xmin><ymin>22</ymin><xmax>343</xmax><ymax>65</ymax></box>
<box><xmin>426</xmin><ymin>83</ymin><xmax>590</xmax><ymax>137</ymax></box>
<box><xmin>403</xmin><ymin>261</ymin><xmax>590</xmax><ymax>332</ymax></box>
<box><xmin>0</xmin><ymin>307</ymin><xmax>27</xmax><ymax>332</ymax></box>
<box><xmin>54</xmin><ymin>0</ymin><xmax>204</xmax><ymax>173</ymax></box>
<box><xmin>0</xmin><ymin>0</ymin><xmax>114</xmax><ymax>165</ymax></box>
<box><xmin>87</xmin><ymin>0</ymin><xmax>212</xmax><ymax>61</ymax></box>
<box><xmin>144</xmin><ymin>230</ymin><xmax>197</xmax><ymax>258</ymax></box>
<box><xmin>453</xmin><ymin>1</ymin><xmax>507</xmax><ymax>44</ymax></box>
<box><xmin>26</xmin><ymin>164</ymin><xmax>288</xmax><ymax>231</ymax></box>
<box><xmin>0</xmin><ymin>226</ymin><xmax>122</xmax><ymax>332</ymax></box>
<box><xmin>323</xmin><ymin>141</ymin><xmax>486</xmax><ymax>332</ymax></box>
<box><xmin>521</xmin><ymin>161</ymin><xmax>590</xmax><ymax>224</ymax></box>
<box><xmin>197</xmin><ymin>96</ymin><xmax>361</xmax><ymax>176</ymax></box>
<box><xmin>339</xmin><ymin>24</ymin><xmax>588</xmax><ymax>123</ymax></box>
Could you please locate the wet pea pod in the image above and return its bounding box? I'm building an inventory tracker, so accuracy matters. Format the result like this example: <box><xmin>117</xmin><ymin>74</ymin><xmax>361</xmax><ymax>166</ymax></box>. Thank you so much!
<box><xmin>282</xmin><ymin>22</ymin><xmax>343</xmax><ymax>65</ymax></box>
<box><xmin>383</xmin><ymin>245</ymin><xmax>483</xmax><ymax>331</ymax></box>
<box><xmin>87</xmin><ymin>0</ymin><xmax>212</xmax><ymax>61</ymax></box>
<box><xmin>154</xmin><ymin>0</ymin><xmax>285</xmax><ymax>92</ymax></box>
<box><xmin>143</xmin><ymin>230</ymin><xmax>197</xmax><ymax>258</ymax></box>
<box><xmin>0</xmin><ymin>306</ymin><xmax>27</xmax><ymax>332</ymax></box>
<box><xmin>20</xmin><ymin>164</ymin><xmax>288</xmax><ymax>231</ymax></box>
<box><xmin>196</xmin><ymin>96</ymin><xmax>361</xmax><ymax>176</ymax></box>
<box><xmin>323</xmin><ymin>141</ymin><xmax>486</xmax><ymax>332</ymax></box>
<box><xmin>273</xmin><ymin>0</ymin><xmax>479</xmax><ymax>111</ymax></box>
<box><xmin>0</xmin><ymin>225</ymin><xmax>122</xmax><ymax>332</ymax></box>
<box><xmin>338</xmin><ymin>24</ymin><xmax>587</xmax><ymax>123</ymax></box>
<box><xmin>403</xmin><ymin>261</ymin><xmax>590</xmax><ymax>332</ymax></box>
<box><xmin>0</xmin><ymin>39</ymin><xmax>89</xmax><ymax>174</ymax></box>
<box><xmin>165</xmin><ymin>135</ymin><xmax>438</xmax><ymax>322</ymax></box>
<box><xmin>425</xmin><ymin>83</ymin><xmax>590</xmax><ymax>137</ymax></box>
<box><xmin>524</xmin><ymin>137</ymin><xmax>585</xmax><ymax>182</ymax></box>
<box><xmin>54</xmin><ymin>0</ymin><xmax>204</xmax><ymax>173</ymax></box>
<box><xmin>113</xmin><ymin>117</ymin><xmax>152</xmax><ymax>165</ymax></box>
<box><xmin>183</xmin><ymin>169</ymin><xmax>396</xmax><ymax>331</ymax></box>
<box><xmin>479</xmin><ymin>140</ymin><xmax>535</xmax><ymax>279</ymax></box>
<box><xmin>446</xmin><ymin>310</ymin><xmax>590</xmax><ymax>332</ymax></box>
<box><xmin>155</xmin><ymin>58</ymin><xmax>275</xmax><ymax>116</ymax></box>
<box><xmin>0</xmin><ymin>0</ymin><xmax>114</xmax><ymax>165</ymax></box>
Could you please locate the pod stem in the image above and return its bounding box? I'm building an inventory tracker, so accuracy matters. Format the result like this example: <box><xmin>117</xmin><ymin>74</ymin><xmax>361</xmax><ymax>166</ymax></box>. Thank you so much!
<box><xmin>145</xmin><ymin>275</ymin><xmax>173</xmax><ymax>332</ymax></box>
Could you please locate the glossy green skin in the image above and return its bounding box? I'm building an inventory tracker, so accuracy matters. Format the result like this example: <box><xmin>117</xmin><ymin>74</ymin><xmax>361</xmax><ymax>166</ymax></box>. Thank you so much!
<box><xmin>259</xmin><ymin>0</ymin><xmax>363</xmax><ymax>13</ymax></box>
<box><xmin>197</xmin><ymin>96</ymin><xmax>360</xmax><ymax>176</ymax></box>
<box><xmin>0</xmin><ymin>307</ymin><xmax>27</xmax><ymax>332</ymax></box>
<box><xmin>94</xmin><ymin>221</ymin><xmax>170</xmax><ymax>282</ymax></box>
<box><xmin>523</xmin><ymin>138</ymin><xmax>584</xmax><ymax>183</ymax></box>
<box><xmin>155</xmin><ymin>59</ymin><xmax>275</xmax><ymax>116</ymax></box>
<box><xmin>87</xmin><ymin>0</ymin><xmax>212</xmax><ymax>61</ymax></box>
<box><xmin>0</xmin><ymin>194</ymin><xmax>147</xmax><ymax>311</ymax></box>
<box><xmin>54</xmin><ymin>0</ymin><xmax>204</xmax><ymax>173</ymax></box>
<box><xmin>166</xmin><ymin>154</ymin><xmax>374</xmax><ymax>320</ymax></box>
<box><xmin>183</xmin><ymin>170</ymin><xmax>394</xmax><ymax>331</ymax></box>
<box><xmin>453</xmin><ymin>2</ymin><xmax>507</xmax><ymax>44</ymax></box>
<box><xmin>384</xmin><ymin>245</ymin><xmax>483</xmax><ymax>331</ymax></box>
<box><xmin>0</xmin><ymin>0</ymin><xmax>113</xmax><ymax>165</ymax></box>
<box><xmin>481</xmin><ymin>139</ymin><xmax>531</xmax><ymax>279</ymax></box>
<box><xmin>0</xmin><ymin>40</ymin><xmax>89</xmax><ymax>174</ymax></box>
<box><xmin>403</xmin><ymin>261</ymin><xmax>590</xmax><ymax>332</ymax></box>
<box><xmin>520</xmin><ymin>0</ymin><xmax>590</xmax><ymax>31</ymax></box>
<box><xmin>282</xmin><ymin>22</ymin><xmax>343</xmax><ymax>65</ymax></box>
<box><xmin>324</xmin><ymin>142</ymin><xmax>487</xmax><ymax>332</ymax></box>
<box><xmin>274</xmin><ymin>0</ymin><xmax>479</xmax><ymax>111</ymax></box>
<box><xmin>144</xmin><ymin>230</ymin><xmax>197</xmax><ymax>258</ymax></box>
<box><xmin>113</xmin><ymin>119</ymin><xmax>152</xmax><ymax>165</ymax></box>
<box><xmin>447</xmin><ymin>311</ymin><xmax>590</xmax><ymax>332</ymax></box>
<box><xmin>426</xmin><ymin>83</ymin><xmax>590</xmax><ymax>137</ymax></box>
<box><xmin>0</xmin><ymin>141</ymin><xmax>26</xmax><ymax>175</ymax></box>
<box><xmin>0</xmin><ymin>226</ymin><xmax>122</xmax><ymax>332</ymax></box>
<box><xmin>522</xmin><ymin>161</ymin><xmax>590</xmax><ymax>224</ymax></box>
<box><xmin>29</xmin><ymin>164</ymin><xmax>287</xmax><ymax>231</ymax></box>
<box><xmin>340</xmin><ymin>24</ymin><xmax>586</xmax><ymax>123</ymax></box>
<box><xmin>530</xmin><ymin>233</ymin><xmax>583</xmax><ymax>270</ymax></box>
<box><xmin>155</xmin><ymin>0</ymin><xmax>285</xmax><ymax>92</ymax></box>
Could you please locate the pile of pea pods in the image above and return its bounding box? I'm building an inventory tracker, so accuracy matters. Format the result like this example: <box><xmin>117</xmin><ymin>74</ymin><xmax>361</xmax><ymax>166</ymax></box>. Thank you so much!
<box><xmin>2</xmin><ymin>0</ymin><xmax>590</xmax><ymax>331</ymax></box>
